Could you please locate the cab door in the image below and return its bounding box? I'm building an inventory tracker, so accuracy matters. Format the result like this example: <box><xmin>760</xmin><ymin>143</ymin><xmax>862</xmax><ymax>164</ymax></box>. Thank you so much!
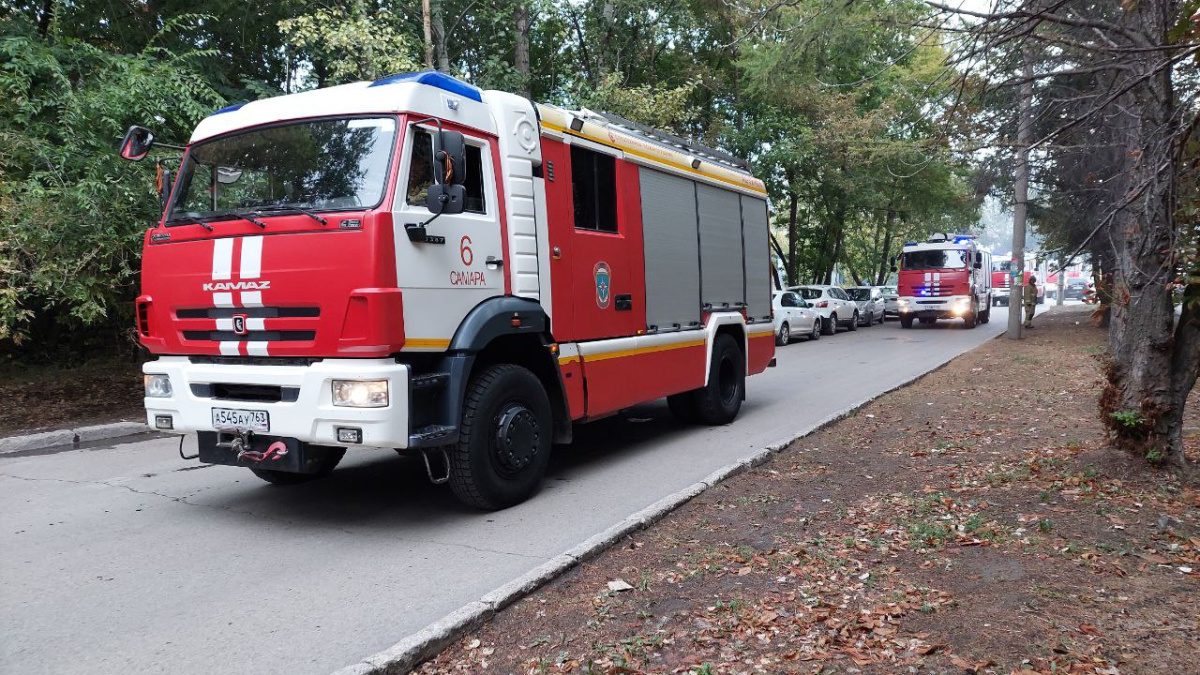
<box><xmin>393</xmin><ymin>122</ymin><xmax>503</xmax><ymax>351</ymax></box>
<box><xmin>543</xmin><ymin>139</ymin><xmax>645</xmax><ymax>342</ymax></box>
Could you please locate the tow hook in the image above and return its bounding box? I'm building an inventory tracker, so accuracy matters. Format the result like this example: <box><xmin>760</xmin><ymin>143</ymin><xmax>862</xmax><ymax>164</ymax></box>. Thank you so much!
<box><xmin>421</xmin><ymin>448</ymin><xmax>451</xmax><ymax>485</ymax></box>
<box><xmin>220</xmin><ymin>430</ymin><xmax>289</xmax><ymax>463</ymax></box>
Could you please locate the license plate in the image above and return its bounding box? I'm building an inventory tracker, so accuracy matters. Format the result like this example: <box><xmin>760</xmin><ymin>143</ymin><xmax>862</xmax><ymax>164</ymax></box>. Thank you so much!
<box><xmin>211</xmin><ymin>407</ymin><xmax>270</xmax><ymax>432</ymax></box>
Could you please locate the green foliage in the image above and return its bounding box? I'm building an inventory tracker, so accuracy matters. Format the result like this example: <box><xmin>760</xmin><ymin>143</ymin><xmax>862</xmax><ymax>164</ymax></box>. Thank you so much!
<box><xmin>0</xmin><ymin>26</ymin><xmax>223</xmax><ymax>351</ymax></box>
<box><xmin>1108</xmin><ymin>410</ymin><xmax>1145</xmax><ymax>429</ymax></box>
<box><xmin>578</xmin><ymin>73</ymin><xmax>699</xmax><ymax>135</ymax></box>
<box><xmin>279</xmin><ymin>6</ymin><xmax>421</xmax><ymax>87</ymax></box>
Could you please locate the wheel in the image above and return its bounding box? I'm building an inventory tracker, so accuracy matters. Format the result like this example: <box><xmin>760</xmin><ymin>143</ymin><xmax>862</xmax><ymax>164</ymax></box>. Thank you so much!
<box><xmin>809</xmin><ymin>320</ymin><xmax>821</xmax><ymax>340</ymax></box>
<box><xmin>448</xmin><ymin>364</ymin><xmax>552</xmax><ymax>510</ymax></box>
<box><xmin>875</xmin><ymin>310</ymin><xmax>884</xmax><ymax>325</ymax></box>
<box><xmin>900</xmin><ymin>315</ymin><xmax>914</xmax><ymax>329</ymax></box>
<box><xmin>920</xmin><ymin>317</ymin><xmax>937</xmax><ymax>325</ymax></box>
<box><xmin>847</xmin><ymin>312</ymin><xmax>859</xmax><ymax>331</ymax></box>
<box><xmin>980</xmin><ymin>305</ymin><xmax>991</xmax><ymax>324</ymax></box>
<box><xmin>691</xmin><ymin>333</ymin><xmax>745</xmax><ymax>425</ymax></box>
<box><xmin>776</xmin><ymin>322</ymin><xmax>790</xmax><ymax>346</ymax></box>
<box><xmin>250</xmin><ymin>448</ymin><xmax>345</xmax><ymax>485</ymax></box>
<box><xmin>963</xmin><ymin>307</ymin><xmax>977</xmax><ymax>329</ymax></box>
<box><xmin>1037</xmin><ymin>295</ymin><xmax>1045</xmax><ymax>305</ymax></box>
<box><xmin>668</xmin><ymin>392</ymin><xmax>700</xmax><ymax>423</ymax></box>
<box><xmin>821</xmin><ymin>314</ymin><xmax>836</xmax><ymax>335</ymax></box>
<box><xmin>861</xmin><ymin>311</ymin><xmax>872</xmax><ymax>328</ymax></box>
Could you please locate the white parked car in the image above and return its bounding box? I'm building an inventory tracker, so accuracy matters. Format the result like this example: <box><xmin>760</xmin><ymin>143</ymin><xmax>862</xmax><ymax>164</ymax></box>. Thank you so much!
<box><xmin>789</xmin><ymin>285</ymin><xmax>859</xmax><ymax>335</ymax></box>
<box><xmin>845</xmin><ymin>286</ymin><xmax>885</xmax><ymax>326</ymax></box>
<box><xmin>772</xmin><ymin>290</ymin><xmax>822</xmax><ymax>344</ymax></box>
<box><xmin>880</xmin><ymin>285</ymin><xmax>899</xmax><ymax>316</ymax></box>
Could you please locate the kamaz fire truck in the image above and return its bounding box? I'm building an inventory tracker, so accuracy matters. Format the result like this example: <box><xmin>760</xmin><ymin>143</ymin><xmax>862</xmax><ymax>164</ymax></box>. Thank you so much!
<box><xmin>119</xmin><ymin>72</ymin><xmax>776</xmax><ymax>510</ymax></box>
<box><xmin>895</xmin><ymin>234</ymin><xmax>992</xmax><ymax>329</ymax></box>
<box><xmin>991</xmin><ymin>256</ymin><xmax>1044</xmax><ymax>306</ymax></box>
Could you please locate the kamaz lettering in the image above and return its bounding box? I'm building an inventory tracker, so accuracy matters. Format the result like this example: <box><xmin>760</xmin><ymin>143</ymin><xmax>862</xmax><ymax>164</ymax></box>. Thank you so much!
<box><xmin>202</xmin><ymin>280</ymin><xmax>271</xmax><ymax>292</ymax></box>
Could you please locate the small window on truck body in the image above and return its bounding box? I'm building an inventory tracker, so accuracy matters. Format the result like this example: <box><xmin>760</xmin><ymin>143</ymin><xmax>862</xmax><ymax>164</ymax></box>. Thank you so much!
<box><xmin>571</xmin><ymin>145</ymin><xmax>618</xmax><ymax>233</ymax></box>
<box><xmin>404</xmin><ymin>127</ymin><xmax>487</xmax><ymax>214</ymax></box>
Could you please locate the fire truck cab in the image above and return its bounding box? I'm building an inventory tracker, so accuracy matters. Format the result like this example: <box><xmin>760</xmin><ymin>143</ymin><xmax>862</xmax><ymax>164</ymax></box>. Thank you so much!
<box><xmin>895</xmin><ymin>234</ymin><xmax>992</xmax><ymax>329</ymax></box>
<box><xmin>123</xmin><ymin>72</ymin><xmax>775</xmax><ymax>510</ymax></box>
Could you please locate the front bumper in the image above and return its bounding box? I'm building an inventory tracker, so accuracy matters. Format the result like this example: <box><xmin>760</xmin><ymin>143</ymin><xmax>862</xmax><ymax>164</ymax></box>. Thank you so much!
<box><xmin>898</xmin><ymin>296</ymin><xmax>974</xmax><ymax>319</ymax></box>
<box><xmin>143</xmin><ymin>357</ymin><xmax>411</xmax><ymax>448</ymax></box>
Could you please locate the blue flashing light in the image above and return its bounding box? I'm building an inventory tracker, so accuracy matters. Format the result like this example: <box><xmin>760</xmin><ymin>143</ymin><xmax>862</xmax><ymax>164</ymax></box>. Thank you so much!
<box><xmin>369</xmin><ymin>71</ymin><xmax>483</xmax><ymax>102</ymax></box>
<box><xmin>208</xmin><ymin>102</ymin><xmax>246</xmax><ymax>117</ymax></box>
<box><xmin>953</xmin><ymin>236</ymin><xmax>975</xmax><ymax>244</ymax></box>
<box><xmin>903</xmin><ymin>242</ymin><xmax>917</xmax><ymax>247</ymax></box>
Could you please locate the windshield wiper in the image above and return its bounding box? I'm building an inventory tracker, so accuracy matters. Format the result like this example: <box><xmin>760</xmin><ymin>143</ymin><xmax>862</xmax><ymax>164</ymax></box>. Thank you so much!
<box><xmin>252</xmin><ymin>205</ymin><xmax>327</xmax><ymax>226</ymax></box>
<box><xmin>165</xmin><ymin>214</ymin><xmax>214</xmax><ymax>231</ymax></box>
<box><xmin>203</xmin><ymin>211</ymin><xmax>268</xmax><ymax>228</ymax></box>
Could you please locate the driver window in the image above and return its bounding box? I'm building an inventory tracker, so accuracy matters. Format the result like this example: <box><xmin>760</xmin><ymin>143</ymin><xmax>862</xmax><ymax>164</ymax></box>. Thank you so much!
<box><xmin>781</xmin><ymin>293</ymin><xmax>796</xmax><ymax>308</ymax></box>
<box><xmin>405</xmin><ymin>128</ymin><xmax>487</xmax><ymax>214</ymax></box>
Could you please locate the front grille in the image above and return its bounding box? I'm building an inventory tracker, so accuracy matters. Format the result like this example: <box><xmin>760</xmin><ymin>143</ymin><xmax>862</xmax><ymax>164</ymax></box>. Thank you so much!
<box><xmin>188</xmin><ymin>356</ymin><xmax>323</xmax><ymax>367</ymax></box>
<box><xmin>176</xmin><ymin>306</ymin><xmax>320</xmax><ymax>319</ymax></box>
<box><xmin>183</xmin><ymin>330</ymin><xmax>316</xmax><ymax>342</ymax></box>
<box><xmin>191</xmin><ymin>382</ymin><xmax>300</xmax><ymax>403</ymax></box>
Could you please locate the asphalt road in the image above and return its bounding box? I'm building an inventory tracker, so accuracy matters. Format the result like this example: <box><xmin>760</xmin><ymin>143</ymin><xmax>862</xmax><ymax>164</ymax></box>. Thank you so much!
<box><xmin>1</xmin><ymin>304</ymin><xmax>1046</xmax><ymax>675</ymax></box>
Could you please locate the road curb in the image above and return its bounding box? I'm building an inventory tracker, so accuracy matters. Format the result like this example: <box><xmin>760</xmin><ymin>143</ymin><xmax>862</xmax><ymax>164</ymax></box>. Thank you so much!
<box><xmin>333</xmin><ymin>347</ymin><xmax>973</xmax><ymax>675</ymax></box>
<box><xmin>0</xmin><ymin>421</ymin><xmax>150</xmax><ymax>455</ymax></box>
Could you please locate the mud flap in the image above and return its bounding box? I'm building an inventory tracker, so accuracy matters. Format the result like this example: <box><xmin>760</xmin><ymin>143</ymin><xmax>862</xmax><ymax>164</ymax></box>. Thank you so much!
<box><xmin>197</xmin><ymin>431</ymin><xmax>338</xmax><ymax>474</ymax></box>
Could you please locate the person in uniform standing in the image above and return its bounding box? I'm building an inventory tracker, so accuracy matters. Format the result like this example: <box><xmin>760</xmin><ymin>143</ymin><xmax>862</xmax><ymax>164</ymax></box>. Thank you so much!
<box><xmin>1023</xmin><ymin>275</ymin><xmax>1038</xmax><ymax>329</ymax></box>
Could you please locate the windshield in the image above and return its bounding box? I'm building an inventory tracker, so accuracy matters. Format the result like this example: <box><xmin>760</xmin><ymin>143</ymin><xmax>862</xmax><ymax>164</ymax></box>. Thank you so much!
<box><xmin>169</xmin><ymin>117</ymin><xmax>397</xmax><ymax>222</ymax></box>
<box><xmin>793</xmin><ymin>287</ymin><xmax>823</xmax><ymax>300</ymax></box>
<box><xmin>882</xmin><ymin>286</ymin><xmax>897</xmax><ymax>295</ymax></box>
<box><xmin>845</xmin><ymin>288</ymin><xmax>871</xmax><ymax>301</ymax></box>
<box><xmin>903</xmin><ymin>249</ymin><xmax>967</xmax><ymax>270</ymax></box>
<box><xmin>992</xmin><ymin>260</ymin><xmax>1014</xmax><ymax>272</ymax></box>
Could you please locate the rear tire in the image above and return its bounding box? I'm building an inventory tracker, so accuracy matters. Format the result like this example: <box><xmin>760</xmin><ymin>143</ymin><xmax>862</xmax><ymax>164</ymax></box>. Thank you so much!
<box><xmin>250</xmin><ymin>448</ymin><xmax>345</xmax><ymax>485</ymax></box>
<box><xmin>693</xmin><ymin>333</ymin><xmax>745</xmax><ymax>425</ymax></box>
<box><xmin>448</xmin><ymin>364</ymin><xmax>552</xmax><ymax>510</ymax></box>
<box><xmin>821</xmin><ymin>314</ymin><xmax>836</xmax><ymax>335</ymax></box>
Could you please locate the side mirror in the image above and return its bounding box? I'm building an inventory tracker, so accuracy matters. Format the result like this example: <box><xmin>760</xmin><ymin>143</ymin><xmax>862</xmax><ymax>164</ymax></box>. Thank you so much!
<box><xmin>973</xmin><ymin>261</ymin><xmax>982</xmax><ymax>269</ymax></box>
<box><xmin>426</xmin><ymin>183</ymin><xmax>466</xmax><ymax>215</ymax></box>
<box><xmin>119</xmin><ymin>125</ymin><xmax>155</xmax><ymax>161</ymax></box>
<box><xmin>975</xmin><ymin>251</ymin><xmax>983</xmax><ymax>265</ymax></box>
<box><xmin>433</xmin><ymin>130</ymin><xmax>467</xmax><ymax>186</ymax></box>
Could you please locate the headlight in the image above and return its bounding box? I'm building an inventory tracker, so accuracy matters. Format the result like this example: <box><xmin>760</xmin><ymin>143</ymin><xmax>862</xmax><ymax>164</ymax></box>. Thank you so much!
<box><xmin>332</xmin><ymin>380</ymin><xmax>389</xmax><ymax>408</ymax></box>
<box><xmin>144</xmin><ymin>374</ymin><xmax>172</xmax><ymax>398</ymax></box>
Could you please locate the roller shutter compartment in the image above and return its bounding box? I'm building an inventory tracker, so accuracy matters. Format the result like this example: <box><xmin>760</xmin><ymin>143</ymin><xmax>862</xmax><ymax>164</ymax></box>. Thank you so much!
<box><xmin>740</xmin><ymin>195</ymin><xmax>772</xmax><ymax>322</ymax></box>
<box><xmin>639</xmin><ymin>168</ymin><xmax>701</xmax><ymax>331</ymax></box>
<box><xmin>696</xmin><ymin>183</ymin><xmax>745</xmax><ymax>311</ymax></box>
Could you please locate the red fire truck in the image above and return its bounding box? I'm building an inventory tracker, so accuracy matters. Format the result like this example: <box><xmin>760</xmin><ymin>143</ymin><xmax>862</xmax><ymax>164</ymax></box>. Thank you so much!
<box><xmin>895</xmin><ymin>234</ymin><xmax>992</xmax><ymax>328</ymax></box>
<box><xmin>119</xmin><ymin>72</ymin><xmax>776</xmax><ymax>509</ymax></box>
<box><xmin>991</xmin><ymin>258</ymin><xmax>1044</xmax><ymax>306</ymax></box>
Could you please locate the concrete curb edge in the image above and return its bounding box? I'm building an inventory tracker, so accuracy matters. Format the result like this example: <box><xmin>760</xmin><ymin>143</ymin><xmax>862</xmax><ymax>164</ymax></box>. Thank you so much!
<box><xmin>334</xmin><ymin>347</ymin><xmax>972</xmax><ymax>675</ymax></box>
<box><xmin>0</xmin><ymin>421</ymin><xmax>150</xmax><ymax>455</ymax></box>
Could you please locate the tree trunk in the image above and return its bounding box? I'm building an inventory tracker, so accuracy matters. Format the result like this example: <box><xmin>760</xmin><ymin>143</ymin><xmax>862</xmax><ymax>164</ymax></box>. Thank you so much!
<box><xmin>421</xmin><ymin>0</ymin><xmax>435</xmax><ymax>69</ymax></box>
<box><xmin>36</xmin><ymin>0</ymin><xmax>54</xmax><ymax>37</ymax></box>
<box><xmin>786</xmin><ymin>167</ymin><xmax>798</xmax><ymax>285</ymax></box>
<box><xmin>1099</xmin><ymin>0</ymin><xmax>1191</xmax><ymax>465</ymax></box>
<box><xmin>876</xmin><ymin>209</ymin><xmax>895</xmax><ymax>285</ymax></box>
<box><xmin>432</xmin><ymin>0</ymin><xmax>449</xmax><ymax>71</ymax></box>
<box><xmin>513</xmin><ymin>1</ymin><xmax>531</xmax><ymax>98</ymax></box>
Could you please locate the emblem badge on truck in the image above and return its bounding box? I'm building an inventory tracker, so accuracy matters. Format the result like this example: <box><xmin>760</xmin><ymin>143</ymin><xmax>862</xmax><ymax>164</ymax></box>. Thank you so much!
<box><xmin>232</xmin><ymin>314</ymin><xmax>248</xmax><ymax>336</ymax></box>
<box><xmin>594</xmin><ymin>262</ymin><xmax>612</xmax><ymax>309</ymax></box>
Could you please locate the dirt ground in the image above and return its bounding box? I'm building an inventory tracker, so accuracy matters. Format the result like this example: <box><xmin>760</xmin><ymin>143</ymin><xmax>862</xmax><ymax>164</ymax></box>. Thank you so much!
<box><xmin>0</xmin><ymin>358</ymin><xmax>145</xmax><ymax>435</ymax></box>
<box><xmin>418</xmin><ymin>306</ymin><xmax>1199</xmax><ymax>675</ymax></box>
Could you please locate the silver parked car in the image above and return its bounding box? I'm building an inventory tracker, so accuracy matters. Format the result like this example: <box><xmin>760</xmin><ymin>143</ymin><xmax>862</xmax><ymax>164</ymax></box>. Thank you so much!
<box><xmin>772</xmin><ymin>290</ymin><xmax>822</xmax><ymax>344</ymax></box>
<box><xmin>789</xmin><ymin>285</ymin><xmax>860</xmax><ymax>335</ymax></box>
<box><xmin>845</xmin><ymin>286</ymin><xmax>885</xmax><ymax>326</ymax></box>
<box><xmin>880</xmin><ymin>285</ymin><xmax>899</xmax><ymax>316</ymax></box>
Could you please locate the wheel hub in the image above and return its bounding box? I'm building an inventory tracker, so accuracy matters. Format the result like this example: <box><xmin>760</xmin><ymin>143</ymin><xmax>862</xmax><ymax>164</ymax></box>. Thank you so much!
<box><xmin>493</xmin><ymin>404</ymin><xmax>540</xmax><ymax>473</ymax></box>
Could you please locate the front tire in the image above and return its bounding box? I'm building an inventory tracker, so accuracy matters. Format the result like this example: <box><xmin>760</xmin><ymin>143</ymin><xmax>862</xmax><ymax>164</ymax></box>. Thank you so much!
<box><xmin>821</xmin><ymin>314</ymin><xmax>836</xmax><ymax>335</ymax></box>
<box><xmin>900</xmin><ymin>315</ymin><xmax>914</xmax><ymax>329</ymax></box>
<box><xmin>448</xmin><ymin>364</ymin><xmax>552</xmax><ymax>510</ymax></box>
<box><xmin>847</xmin><ymin>312</ymin><xmax>859</xmax><ymax>331</ymax></box>
<box><xmin>776</xmin><ymin>322</ymin><xmax>790</xmax><ymax>346</ymax></box>
<box><xmin>809</xmin><ymin>320</ymin><xmax>821</xmax><ymax>341</ymax></box>
<box><xmin>695</xmin><ymin>334</ymin><xmax>745</xmax><ymax>424</ymax></box>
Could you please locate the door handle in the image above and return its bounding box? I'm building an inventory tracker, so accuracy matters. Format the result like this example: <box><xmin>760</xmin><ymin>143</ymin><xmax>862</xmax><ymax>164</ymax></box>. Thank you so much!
<box><xmin>615</xmin><ymin>294</ymin><xmax>632</xmax><ymax>311</ymax></box>
<box><xmin>486</xmin><ymin>256</ymin><xmax>504</xmax><ymax>268</ymax></box>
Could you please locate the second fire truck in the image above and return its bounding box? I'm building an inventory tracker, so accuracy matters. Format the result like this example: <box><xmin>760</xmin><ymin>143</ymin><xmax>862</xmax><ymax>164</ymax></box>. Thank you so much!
<box><xmin>895</xmin><ymin>234</ymin><xmax>992</xmax><ymax>328</ymax></box>
<box><xmin>120</xmin><ymin>72</ymin><xmax>776</xmax><ymax>510</ymax></box>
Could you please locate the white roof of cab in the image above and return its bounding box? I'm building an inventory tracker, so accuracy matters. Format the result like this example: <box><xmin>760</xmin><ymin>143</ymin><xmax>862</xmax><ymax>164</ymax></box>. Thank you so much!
<box><xmin>189</xmin><ymin>73</ymin><xmax>498</xmax><ymax>144</ymax></box>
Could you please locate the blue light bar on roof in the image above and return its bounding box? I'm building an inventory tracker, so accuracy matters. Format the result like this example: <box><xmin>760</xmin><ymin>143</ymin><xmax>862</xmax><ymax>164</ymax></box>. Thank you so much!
<box><xmin>369</xmin><ymin>71</ymin><xmax>483</xmax><ymax>102</ymax></box>
<box><xmin>208</xmin><ymin>102</ymin><xmax>246</xmax><ymax>117</ymax></box>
